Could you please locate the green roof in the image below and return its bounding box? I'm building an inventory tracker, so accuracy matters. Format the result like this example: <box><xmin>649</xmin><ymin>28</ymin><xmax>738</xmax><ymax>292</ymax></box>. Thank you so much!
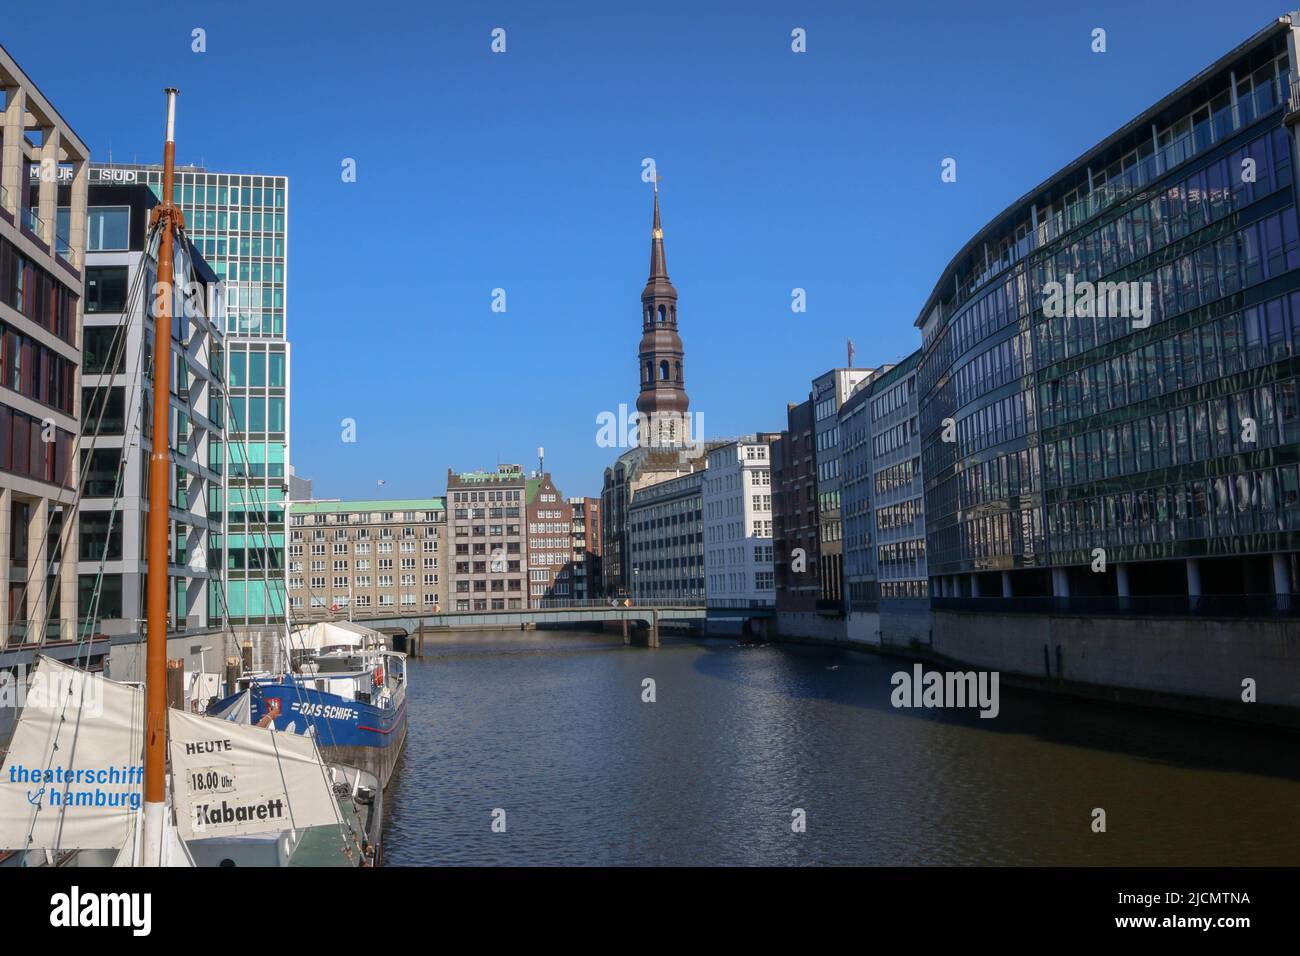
<box><xmin>289</xmin><ymin>497</ymin><xmax>445</xmax><ymax>514</ymax></box>
<box><xmin>525</xmin><ymin>477</ymin><xmax>543</xmax><ymax>504</ymax></box>
<box><xmin>454</xmin><ymin>469</ymin><xmax>524</xmax><ymax>483</ymax></box>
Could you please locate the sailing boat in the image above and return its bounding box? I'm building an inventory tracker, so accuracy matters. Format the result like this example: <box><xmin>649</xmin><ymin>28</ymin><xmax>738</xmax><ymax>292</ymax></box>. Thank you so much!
<box><xmin>0</xmin><ymin>90</ymin><xmax>375</xmax><ymax>868</ymax></box>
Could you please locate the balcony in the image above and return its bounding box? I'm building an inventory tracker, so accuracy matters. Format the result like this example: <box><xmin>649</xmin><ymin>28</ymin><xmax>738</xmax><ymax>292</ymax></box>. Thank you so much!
<box><xmin>1286</xmin><ymin>73</ymin><xmax>1300</xmax><ymax>126</ymax></box>
<box><xmin>21</xmin><ymin>206</ymin><xmax>46</xmax><ymax>246</ymax></box>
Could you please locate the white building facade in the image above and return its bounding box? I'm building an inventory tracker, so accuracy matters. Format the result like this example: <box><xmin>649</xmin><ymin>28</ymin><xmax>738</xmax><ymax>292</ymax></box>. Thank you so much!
<box><xmin>703</xmin><ymin>436</ymin><xmax>778</xmax><ymax>609</ymax></box>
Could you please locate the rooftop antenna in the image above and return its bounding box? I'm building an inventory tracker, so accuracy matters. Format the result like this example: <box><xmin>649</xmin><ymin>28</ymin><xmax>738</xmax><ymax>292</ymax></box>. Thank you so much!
<box><xmin>538</xmin><ymin>446</ymin><xmax>545</xmax><ymax>476</ymax></box>
<box><xmin>848</xmin><ymin>339</ymin><xmax>856</xmax><ymax>367</ymax></box>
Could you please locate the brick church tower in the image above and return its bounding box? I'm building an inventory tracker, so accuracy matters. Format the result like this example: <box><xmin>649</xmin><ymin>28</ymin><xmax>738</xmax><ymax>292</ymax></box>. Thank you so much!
<box><xmin>635</xmin><ymin>180</ymin><xmax>690</xmax><ymax>445</ymax></box>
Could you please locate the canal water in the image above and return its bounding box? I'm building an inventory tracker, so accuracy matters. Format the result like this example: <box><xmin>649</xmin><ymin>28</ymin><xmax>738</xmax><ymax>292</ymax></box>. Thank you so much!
<box><xmin>383</xmin><ymin>628</ymin><xmax>1300</xmax><ymax>866</ymax></box>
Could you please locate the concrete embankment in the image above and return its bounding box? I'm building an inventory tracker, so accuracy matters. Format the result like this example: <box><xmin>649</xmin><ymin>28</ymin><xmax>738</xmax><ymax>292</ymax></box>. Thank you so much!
<box><xmin>772</xmin><ymin>607</ymin><xmax>1300</xmax><ymax>731</ymax></box>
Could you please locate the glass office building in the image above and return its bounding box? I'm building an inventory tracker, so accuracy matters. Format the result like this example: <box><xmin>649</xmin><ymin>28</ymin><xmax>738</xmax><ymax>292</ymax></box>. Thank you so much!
<box><xmin>916</xmin><ymin>20</ymin><xmax>1300</xmax><ymax>612</ymax></box>
<box><xmin>90</xmin><ymin>164</ymin><xmax>291</xmax><ymax>625</ymax></box>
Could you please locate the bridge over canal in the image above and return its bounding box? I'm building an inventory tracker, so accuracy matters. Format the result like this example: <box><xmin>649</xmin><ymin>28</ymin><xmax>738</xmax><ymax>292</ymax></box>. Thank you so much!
<box><xmin>350</xmin><ymin>604</ymin><xmax>709</xmax><ymax>650</ymax></box>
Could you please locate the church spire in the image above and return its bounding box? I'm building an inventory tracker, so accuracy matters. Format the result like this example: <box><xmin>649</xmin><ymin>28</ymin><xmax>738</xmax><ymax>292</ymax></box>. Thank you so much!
<box><xmin>649</xmin><ymin>176</ymin><xmax>667</xmax><ymax>279</ymax></box>
<box><xmin>637</xmin><ymin>177</ymin><xmax>689</xmax><ymax>427</ymax></box>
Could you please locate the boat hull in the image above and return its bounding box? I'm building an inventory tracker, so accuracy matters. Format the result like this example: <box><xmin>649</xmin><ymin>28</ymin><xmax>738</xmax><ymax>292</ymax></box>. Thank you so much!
<box><xmin>243</xmin><ymin>682</ymin><xmax>407</xmax><ymax>790</ymax></box>
<box><xmin>318</xmin><ymin>725</ymin><xmax>407</xmax><ymax>792</ymax></box>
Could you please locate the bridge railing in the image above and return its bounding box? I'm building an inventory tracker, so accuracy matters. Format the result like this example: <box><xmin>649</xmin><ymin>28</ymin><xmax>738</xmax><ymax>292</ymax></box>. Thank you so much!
<box><xmin>304</xmin><ymin>601</ymin><xmax>706</xmax><ymax>625</ymax></box>
<box><xmin>527</xmin><ymin>598</ymin><xmax>703</xmax><ymax>610</ymax></box>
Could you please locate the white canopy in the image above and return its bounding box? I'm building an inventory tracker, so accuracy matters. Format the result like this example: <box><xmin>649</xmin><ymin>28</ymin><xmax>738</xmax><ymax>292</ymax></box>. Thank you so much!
<box><xmin>288</xmin><ymin>621</ymin><xmax>385</xmax><ymax>653</ymax></box>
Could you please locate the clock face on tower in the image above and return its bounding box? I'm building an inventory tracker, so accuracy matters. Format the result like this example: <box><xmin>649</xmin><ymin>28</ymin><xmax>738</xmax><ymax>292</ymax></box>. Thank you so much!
<box><xmin>636</xmin><ymin>183</ymin><xmax>689</xmax><ymax>433</ymax></box>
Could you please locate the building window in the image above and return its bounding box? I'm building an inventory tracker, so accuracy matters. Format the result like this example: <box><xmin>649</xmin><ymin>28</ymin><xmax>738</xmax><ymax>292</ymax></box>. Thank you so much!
<box><xmin>85</xmin><ymin>267</ymin><xmax>129</xmax><ymax>313</ymax></box>
<box><xmin>87</xmin><ymin>207</ymin><xmax>130</xmax><ymax>251</ymax></box>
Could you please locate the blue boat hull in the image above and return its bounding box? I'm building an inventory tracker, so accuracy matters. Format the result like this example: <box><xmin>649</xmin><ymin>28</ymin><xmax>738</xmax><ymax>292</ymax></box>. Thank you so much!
<box><xmin>214</xmin><ymin>682</ymin><xmax>407</xmax><ymax>790</ymax></box>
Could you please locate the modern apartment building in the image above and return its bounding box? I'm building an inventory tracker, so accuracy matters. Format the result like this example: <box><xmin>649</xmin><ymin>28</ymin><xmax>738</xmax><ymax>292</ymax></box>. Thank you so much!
<box><xmin>914</xmin><ymin>17</ymin><xmax>1300</xmax><ymax>701</ymax></box>
<box><xmin>568</xmin><ymin>496</ymin><xmax>602</xmax><ymax>600</ymax></box>
<box><xmin>88</xmin><ymin>163</ymin><xmax>290</xmax><ymax>629</ymax></box>
<box><xmin>864</xmin><ymin>355</ymin><xmax>927</xmax><ymax>601</ymax></box>
<box><xmin>703</xmin><ymin>436</ymin><xmax>778</xmax><ymax>610</ymax></box>
<box><xmin>839</xmin><ymin>383</ymin><xmax>875</xmax><ymax>610</ymax></box>
<box><xmin>287</xmin><ymin>497</ymin><xmax>446</xmax><ymax>619</ymax></box>
<box><xmin>447</xmin><ymin>465</ymin><xmax>526</xmax><ymax>611</ymax></box>
<box><xmin>811</xmin><ymin>367</ymin><xmax>877</xmax><ymax>609</ymax></box>
<box><xmin>626</xmin><ymin>468</ymin><xmax>704</xmax><ymax>604</ymax></box>
<box><xmin>772</xmin><ymin>398</ymin><xmax>819</xmax><ymax>625</ymax></box>
<box><xmin>525</xmin><ymin>472</ymin><xmax>573</xmax><ymax>606</ymax></box>
<box><xmin>0</xmin><ymin>45</ymin><xmax>89</xmax><ymax>646</ymax></box>
<box><xmin>76</xmin><ymin>184</ymin><xmax>226</xmax><ymax>634</ymax></box>
<box><xmin>839</xmin><ymin>352</ymin><xmax>929</xmax><ymax>645</ymax></box>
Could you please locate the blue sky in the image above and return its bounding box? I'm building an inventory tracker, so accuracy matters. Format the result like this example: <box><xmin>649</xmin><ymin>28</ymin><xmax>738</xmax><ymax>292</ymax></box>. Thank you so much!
<box><xmin>6</xmin><ymin>0</ymin><xmax>1289</xmax><ymax>498</ymax></box>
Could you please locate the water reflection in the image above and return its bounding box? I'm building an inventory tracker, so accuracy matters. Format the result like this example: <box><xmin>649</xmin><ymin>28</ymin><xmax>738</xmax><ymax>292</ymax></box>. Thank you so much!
<box><xmin>384</xmin><ymin>630</ymin><xmax>1300</xmax><ymax>866</ymax></box>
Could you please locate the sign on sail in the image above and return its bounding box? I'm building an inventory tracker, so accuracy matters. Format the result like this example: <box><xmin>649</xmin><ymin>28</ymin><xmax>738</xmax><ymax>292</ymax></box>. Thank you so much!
<box><xmin>169</xmin><ymin>709</ymin><xmax>340</xmax><ymax>841</ymax></box>
<box><xmin>0</xmin><ymin>657</ymin><xmax>143</xmax><ymax>851</ymax></box>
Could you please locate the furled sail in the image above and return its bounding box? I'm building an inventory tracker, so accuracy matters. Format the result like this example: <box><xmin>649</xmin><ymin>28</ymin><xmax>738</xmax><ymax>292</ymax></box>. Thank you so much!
<box><xmin>168</xmin><ymin>708</ymin><xmax>340</xmax><ymax>841</ymax></box>
<box><xmin>0</xmin><ymin>657</ymin><xmax>143</xmax><ymax>851</ymax></box>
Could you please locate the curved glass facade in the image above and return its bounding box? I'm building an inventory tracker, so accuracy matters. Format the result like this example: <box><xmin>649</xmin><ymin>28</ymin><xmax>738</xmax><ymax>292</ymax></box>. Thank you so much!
<box><xmin>917</xmin><ymin>26</ymin><xmax>1300</xmax><ymax>606</ymax></box>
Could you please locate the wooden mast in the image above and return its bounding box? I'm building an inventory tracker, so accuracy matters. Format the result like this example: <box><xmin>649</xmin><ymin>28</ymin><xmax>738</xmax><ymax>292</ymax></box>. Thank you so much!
<box><xmin>143</xmin><ymin>87</ymin><xmax>183</xmax><ymax>866</ymax></box>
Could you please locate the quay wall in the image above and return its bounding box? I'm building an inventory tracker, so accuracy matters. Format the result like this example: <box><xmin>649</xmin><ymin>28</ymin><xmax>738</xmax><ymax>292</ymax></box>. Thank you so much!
<box><xmin>773</xmin><ymin>605</ymin><xmax>1300</xmax><ymax>728</ymax></box>
<box><xmin>777</xmin><ymin>602</ymin><xmax>931</xmax><ymax>649</ymax></box>
<box><xmin>930</xmin><ymin>611</ymin><xmax>1300</xmax><ymax>707</ymax></box>
<box><xmin>844</xmin><ymin>611</ymin><xmax>880</xmax><ymax>645</ymax></box>
<box><xmin>880</xmin><ymin>601</ymin><xmax>933</xmax><ymax>650</ymax></box>
<box><xmin>775</xmin><ymin>611</ymin><xmax>846</xmax><ymax>644</ymax></box>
